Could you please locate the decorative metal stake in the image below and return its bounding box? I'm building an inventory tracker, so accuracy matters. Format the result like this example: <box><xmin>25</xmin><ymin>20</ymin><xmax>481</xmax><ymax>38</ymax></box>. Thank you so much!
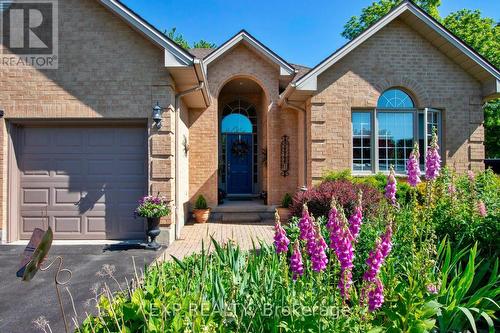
<box><xmin>40</xmin><ymin>256</ymin><xmax>73</xmax><ymax>333</ymax></box>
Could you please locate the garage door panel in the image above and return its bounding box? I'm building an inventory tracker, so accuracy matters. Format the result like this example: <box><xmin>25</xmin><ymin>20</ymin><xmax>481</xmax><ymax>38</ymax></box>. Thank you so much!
<box><xmin>54</xmin><ymin>217</ymin><xmax>82</xmax><ymax>233</ymax></box>
<box><xmin>18</xmin><ymin>126</ymin><xmax>147</xmax><ymax>240</ymax></box>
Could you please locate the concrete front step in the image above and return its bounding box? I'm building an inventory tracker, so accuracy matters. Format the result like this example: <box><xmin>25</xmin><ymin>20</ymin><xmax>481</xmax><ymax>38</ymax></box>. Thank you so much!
<box><xmin>210</xmin><ymin>202</ymin><xmax>277</xmax><ymax>223</ymax></box>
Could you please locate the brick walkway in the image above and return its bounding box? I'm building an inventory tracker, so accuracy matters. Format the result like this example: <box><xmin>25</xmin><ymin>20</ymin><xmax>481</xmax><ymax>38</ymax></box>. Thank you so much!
<box><xmin>159</xmin><ymin>221</ymin><xmax>274</xmax><ymax>261</ymax></box>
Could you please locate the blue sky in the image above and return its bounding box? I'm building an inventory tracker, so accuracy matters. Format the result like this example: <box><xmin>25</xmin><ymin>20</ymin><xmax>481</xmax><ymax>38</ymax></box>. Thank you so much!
<box><xmin>122</xmin><ymin>0</ymin><xmax>499</xmax><ymax>67</ymax></box>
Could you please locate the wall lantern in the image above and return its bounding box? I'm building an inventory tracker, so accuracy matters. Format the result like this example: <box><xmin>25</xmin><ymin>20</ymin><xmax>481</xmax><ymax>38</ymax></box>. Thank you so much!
<box><xmin>152</xmin><ymin>102</ymin><xmax>163</xmax><ymax>129</ymax></box>
<box><xmin>280</xmin><ymin>135</ymin><xmax>290</xmax><ymax>177</ymax></box>
<box><xmin>0</xmin><ymin>110</ymin><xmax>4</xmax><ymax>118</ymax></box>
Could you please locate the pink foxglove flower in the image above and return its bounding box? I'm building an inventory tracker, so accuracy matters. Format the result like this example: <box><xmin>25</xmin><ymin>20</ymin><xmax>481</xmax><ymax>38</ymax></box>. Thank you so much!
<box><xmin>290</xmin><ymin>241</ymin><xmax>304</xmax><ymax>280</ymax></box>
<box><xmin>348</xmin><ymin>192</ymin><xmax>363</xmax><ymax>240</ymax></box>
<box><xmin>368</xmin><ymin>278</ymin><xmax>384</xmax><ymax>312</ymax></box>
<box><xmin>327</xmin><ymin>199</ymin><xmax>342</xmax><ymax>250</ymax></box>
<box><xmin>298</xmin><ymin>204</ymin><xmax>313</xmax><ymax>241</ymax></box>
<box><xmin>363</xmin><ymin>224</ymin><xmax>393</xmax><ymax>283</ymax></box>
<box><xmin>406</xmin><ymin>144</ymin><xmax>421</xmax><ymax>187</ymax></box>
<box><xmin>448</xmin><ymin>183</ymin><xmax>456</xmax><ymax>195</ymax></box>
<box><xmin>426</xmin><ymin>283</ymin><xmax>439</xmax><ymax>295</ymax></box>
<box><xmin>385</xmin><ymin>167</ymin><xmax>397</xmax><ymax>205</ymax></box>
<box><xmin>468</xmin><ymin>170</ymin><xmax>475</xmax><ymax>182</ymax></box>
<box><xmin>425</xmin><ymin>130</ymin><xmax>441</xmax><ymax>180</ymax></box>
<box><xmin>273</xmin><ymin>216</ymin><xmax>290</xmax><ymax>254</ymax></box>
<box><xmin>337</xmin><ymin>212</ymin><xmax>355</xmax><ymax>299</ymax></box>
<box><xmin>311</xmin><ymin>224</ymin><xmax>328</xmax><ymax>272</ymax></box>
<box><xmin>477</xmin><ymin>200</ymin><xmax>487</xmax><ymax>217</ymax></box>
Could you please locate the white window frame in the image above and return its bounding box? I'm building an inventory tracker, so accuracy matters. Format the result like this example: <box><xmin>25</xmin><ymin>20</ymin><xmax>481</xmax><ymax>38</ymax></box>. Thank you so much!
<box><xmin>351</xmin><ymin>108</ymin><xmax>442</xmax><ymax>175</ymax></box>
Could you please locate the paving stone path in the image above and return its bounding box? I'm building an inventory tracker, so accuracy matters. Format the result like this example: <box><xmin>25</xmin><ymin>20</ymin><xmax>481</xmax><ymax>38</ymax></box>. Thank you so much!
<box><xmin>159</xmin><ymin>221</ymin><xmax>274</xmax><ymax>261</ymax></box>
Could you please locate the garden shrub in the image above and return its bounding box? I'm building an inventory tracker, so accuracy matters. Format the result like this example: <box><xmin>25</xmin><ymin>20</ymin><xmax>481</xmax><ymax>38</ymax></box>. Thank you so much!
<box><xmin>290</xmin><ymin>179</ymin><xmax>382</xmax><ymax>218</ymax></box>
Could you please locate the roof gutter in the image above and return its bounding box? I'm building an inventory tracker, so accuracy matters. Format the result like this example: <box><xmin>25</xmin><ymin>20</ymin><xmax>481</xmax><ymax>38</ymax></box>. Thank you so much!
<box><xmin>193</xmin><ymin>59</ymin><xmax>211</xmax><ymax>107</ymax></box>
<box><xmin>174</xmin><ymin>82</ymin><xmax>204</xmax><ymax>239</ymax></box>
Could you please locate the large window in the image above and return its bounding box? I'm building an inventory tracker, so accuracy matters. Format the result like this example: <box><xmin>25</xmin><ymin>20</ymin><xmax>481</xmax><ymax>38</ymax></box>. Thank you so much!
<box><xmin>352</xmin><ymin>89</ymin><xmax>441</xmax><ymax>174</ymax></box>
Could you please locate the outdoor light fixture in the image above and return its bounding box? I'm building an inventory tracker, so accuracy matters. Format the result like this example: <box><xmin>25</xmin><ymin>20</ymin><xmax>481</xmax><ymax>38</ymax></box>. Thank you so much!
<box><xmin>152</xmin><ymin>102</ymin><xmax>163</xmax><ymax>128</ymax></box>
<box><xmin>0</xmin><ymin>110</ymin><xmax>4</xmax><ymax>118</ymax></box>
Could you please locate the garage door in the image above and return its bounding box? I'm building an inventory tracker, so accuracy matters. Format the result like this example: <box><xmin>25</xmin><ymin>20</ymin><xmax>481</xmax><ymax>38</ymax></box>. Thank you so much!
<box><xmin>16</xmin><ymin>125</ymin><xmax>147</xmax><ymax>240</ymax></box>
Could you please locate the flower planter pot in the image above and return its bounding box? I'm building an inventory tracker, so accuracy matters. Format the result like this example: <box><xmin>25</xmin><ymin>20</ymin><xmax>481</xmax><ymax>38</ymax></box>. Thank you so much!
<box><xmin>193</xmin><ymin>209</ymin><xmax>211</xmax><ymax>223</ymax></box>
<box><xmin>145</xmin><ymin>217</ymin><xmax>161</xmax><ymax>250</ymax></box>
<box><xmin>276</xmin><ymin>207</ymin><xmax>292</xmax><ymax>223</ymax></box>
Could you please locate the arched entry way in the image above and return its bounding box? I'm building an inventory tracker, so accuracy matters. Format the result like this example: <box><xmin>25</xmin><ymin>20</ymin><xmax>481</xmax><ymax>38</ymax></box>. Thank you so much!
<box><xmin>218</xmin><ymin>78</ymin><xmax>267</xmax><ymax>198</ymax></box>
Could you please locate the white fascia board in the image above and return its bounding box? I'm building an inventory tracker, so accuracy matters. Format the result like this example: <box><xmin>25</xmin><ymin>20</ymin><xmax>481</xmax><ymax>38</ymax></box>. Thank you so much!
<box><xmin>203</xmin><ymin>32</ymin><xmax>295</xmax><ymax>75</ymax></box>
<box><xmin>99</xmin><ymin>0</ymin><xmax>193</xmax><ymax>67</ymax></box>
<box><xmin>295</xmin><ymin>2</ymin><xmax>500</xmax><ymax>91</ymax></box>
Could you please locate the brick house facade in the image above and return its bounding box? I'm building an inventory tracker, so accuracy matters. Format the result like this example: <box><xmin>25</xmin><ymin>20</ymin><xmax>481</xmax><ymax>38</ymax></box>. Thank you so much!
<box><xmin>0</xmin><ymin>0</ymin><xmax>498</xmax><ymax>244</ymax></box>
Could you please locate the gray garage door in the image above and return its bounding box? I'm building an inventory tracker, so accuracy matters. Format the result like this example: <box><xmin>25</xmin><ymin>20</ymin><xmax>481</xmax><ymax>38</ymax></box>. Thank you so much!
<box><xmin>17</xmin><ymin>126</ymin><xmax>147</xmax><ymax>240</ymax></box>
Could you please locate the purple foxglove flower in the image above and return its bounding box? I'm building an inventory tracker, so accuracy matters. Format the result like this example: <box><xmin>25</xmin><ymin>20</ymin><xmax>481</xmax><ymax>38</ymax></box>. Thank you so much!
<box><xmin>327</xmin><ymin>200</ymin><xmax>342</xmax><ymax>250</ymax></box>
<box><xmin>298</xmin><ymin>204</ymin><xmax>313</xmax><ymax>241</ymax></box>
<box><xmin>368</xmin><ymin>278</ymin><xmax>384</xmax><ymax>312</ymax></box>
<box><xmin>306</xmin><ymin>217</ymin><xmax>318</xmax><ymax>256</ymax></box>
<box><xmin>290</xmin><ymin>241</ymin><xmax>304</xmax><ymax>280</ymax></box>
<box><xmin>406</xmin><ymin>144</ymin><xmax>421</xmax><ymax>187</ymax></box>
<box><xmin>425</xmin><ymin>130</ymin><xmax>441</xmax><ymax>180</ymax></box>
<box><xmin>477</xmin><ymin>200</ymin><xmax>487</xmax><ymax>217</ymax></box>
<box><xmin>273</xmin><ymin>220</ymin><xmax>290</xmax><ymax>254</ymax></box>
<box><xmin>363</xmin><ymin>224</ymin><xmax>393</xmax><ymax>283</ymax></box>
<box><xmin>385</xmin><ymin>167</ymin><xmax>397</xmax><ymax>205</ymax></box>
<box><xmin>337</xmin><ymin>212</ymin><xmax>355</xmax><ymax>299</ymax></box>
<box><xmin>311</xmin><ymin>224</ymin><xmax>328</xmax><ymax>272</ymax></box>
<box><xmin>348</xmin><ymin>192</ymin><xmax>363</xmax><ymax>240</ymax></box>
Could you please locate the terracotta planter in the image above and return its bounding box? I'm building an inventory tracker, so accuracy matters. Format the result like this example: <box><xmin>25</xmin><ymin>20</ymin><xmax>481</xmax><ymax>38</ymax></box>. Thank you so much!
<box><xmin>276</xmin><ymin>207</ymin><xmax>292</xmax><ymax>223</ymax></box>
<box><xmin>193</xmin><ymin>208</ymin><xmax>211</xmax><ymax>223</ymax></box>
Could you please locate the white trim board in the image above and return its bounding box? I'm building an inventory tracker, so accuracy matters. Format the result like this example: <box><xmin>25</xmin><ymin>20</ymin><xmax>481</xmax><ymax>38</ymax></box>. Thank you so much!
<box><xmin>294</xmin><ymin>1</ymin><xmax>500</xmax><ymax>91</ymax></box>
<box><xmin>203</xmin><ymin>30</ymin><xmax>296</xmax><ymax>76</ymax></box>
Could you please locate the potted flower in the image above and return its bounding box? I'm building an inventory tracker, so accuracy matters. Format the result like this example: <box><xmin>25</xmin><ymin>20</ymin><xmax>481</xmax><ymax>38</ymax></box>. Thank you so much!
<box><xmin>134</xmin><ymin>195</ymin><xmax>170</xmax><ymax>250</ymax></box>
<box><xmin>276</xmin><ymin>193</ymin><xmax>293</xmax><ymax>223</ymax></box>
<box><xmin>193</xmin><ymin>195</ymin><xmax>210</xmax><ymax>223</ymax></box>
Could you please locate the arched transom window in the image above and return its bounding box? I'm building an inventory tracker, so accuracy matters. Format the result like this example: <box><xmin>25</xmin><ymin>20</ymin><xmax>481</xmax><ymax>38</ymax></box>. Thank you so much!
<box><xmin>377</xmin><ymin>88</ymin><xmax>414</xmax><ymax>108</ymax></box>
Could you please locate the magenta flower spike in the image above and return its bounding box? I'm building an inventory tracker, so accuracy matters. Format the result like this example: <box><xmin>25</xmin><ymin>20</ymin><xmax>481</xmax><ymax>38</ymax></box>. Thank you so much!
<box><xmin>425</xmin><ymin>129</ymin><xmax>441</xmax><ymax>180</ymax></box>
<box><xmin>385</xmin><ymin>166</ymin><xmax>397</xmax><ymax>205</ymax></box>
<box><xmin>273</xmin><ymin>213</ymin><xmax>290</xmax><ymax>254</ymax></box>
<box><xmin>406</xmin><ymin>143</ymin><xmax>421</xmax><ymax>187</ymax></box>
<box><xmin>368</xmin><ymin>278</ymin><xmax>384</xmax><ymax>312</ymax></box>
<box><xmin>337</xmin><ymin>211</ymin><xmax>355</xmax><ymax>299</ymax></box>
<box><xmin>311</xmin><ymin>224</ymin><xmax>328</xmax><ymax>272</ymax></box>
<box><xmin>290</xmin><ymin>241</ymin><xmax>304</xmax><ymax>280</ymax></box>
<box><xmin>363</xmin><ymin>223</ymin><xmax>393</xmax><ymax>283</ymax></box>
<box><xmin>348</xmin><ymin>191</ymin><xmax>363</xmax><ymax>240</ymax></box>
<box><xmin>298</xmin><ymin>204</ymin><xmax>313</xmax><ymax>241</ymax></box>
<box><xmin>468</xmin><ymin>170</ymin><xmax>475</xmax><ymax>182</ymax></box>
<box><xmin>327</xmin><ymin>199</ymin><xmax>342</xmax><ymax>250</ymax></box>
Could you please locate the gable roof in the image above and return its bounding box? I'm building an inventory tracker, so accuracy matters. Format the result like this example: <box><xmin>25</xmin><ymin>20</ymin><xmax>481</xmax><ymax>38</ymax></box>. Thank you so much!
<box><xmin>293</xmin><ymin>0</ymin><xmax>500</xmax><ymax>97</ymax></box>
<box><xmin>98</xmin><ymin>0</ymin><xmax>194</xmax><ymax>67</ymax></box>
<box><xmin>202</xmin><ymin>30</ymin><xmax>296</xmax><ymax>76</ymax></box>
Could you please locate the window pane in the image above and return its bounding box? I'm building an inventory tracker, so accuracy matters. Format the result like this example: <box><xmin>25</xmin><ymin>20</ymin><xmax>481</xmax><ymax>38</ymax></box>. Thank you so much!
<box><xmin>352</xmin><ymin>112</ymin><xmax>372</xmax><ymax>171</ymax></box>
<box><xmin>418</xmin><ymin>109</ymin><xmax>441</xmax><ymax>169</ymax></box>
<box><xmin>377</xmin><ymin>112</ymin><xmax>414</xmax><ymax>172</ymax></box>
<box><xmin>377</xmin><ymin>89</ymin><xmax>414</xmax><ymax>108</ymax></box>
<box><xmin>221</xmin><ymin>114</ymin><xmax>252</xmax><ymax>133</ymax></box>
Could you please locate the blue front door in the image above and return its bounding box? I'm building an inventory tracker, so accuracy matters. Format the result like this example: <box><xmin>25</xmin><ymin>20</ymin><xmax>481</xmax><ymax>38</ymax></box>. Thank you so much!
<box><xmin>226</xmin><ymin>134</ymin><xmax>252</xmax><ymax>194</ymax></box>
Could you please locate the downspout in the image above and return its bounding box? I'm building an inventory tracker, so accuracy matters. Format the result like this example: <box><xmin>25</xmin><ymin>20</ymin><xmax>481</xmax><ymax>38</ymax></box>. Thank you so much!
<box><xmin>283</xmin><ymin>98</ymin><xmax>308</xmax><ymax>191</ymax></box>
<box><xmin>174</xmin><ymin>82</ymin><xmax>204</xmax><ymax>239</ymax></box>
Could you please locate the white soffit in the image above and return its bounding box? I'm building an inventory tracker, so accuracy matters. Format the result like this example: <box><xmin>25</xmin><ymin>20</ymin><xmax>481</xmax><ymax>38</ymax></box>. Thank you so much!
<box><xmin>203</xmin><ymin>30</ymin><xmax>295</xmax><ymax>76</ymax></box>
<box><xmin>295</xmin><ymin>1</ymin><xmax>500</xmax><ymax>92</ymax></box>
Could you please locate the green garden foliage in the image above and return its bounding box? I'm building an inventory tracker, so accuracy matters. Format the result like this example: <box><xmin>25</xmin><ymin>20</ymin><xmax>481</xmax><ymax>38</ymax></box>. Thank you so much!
<box><xmin>194</xmin><ymin>195</ymin><xmax>209</xmax><ymax>210</ymax></box>
<box><xmin>281</xmin><ymin>193</ymin><xmax>293</xmax><ymax>208</ymax></box>
<box><xmin>80</xmin><ymin>169</ymin><xmax>500</xmax><ymax>333</ymax></box>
